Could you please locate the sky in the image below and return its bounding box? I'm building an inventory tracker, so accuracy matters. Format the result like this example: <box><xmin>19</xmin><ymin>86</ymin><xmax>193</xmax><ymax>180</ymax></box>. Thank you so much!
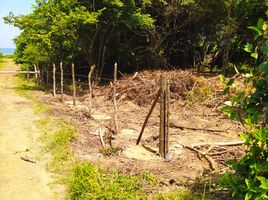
<box><xmin>0</xmin><ymin>0</ymin><xmax>36</xmax><ymax>48</ymax></box>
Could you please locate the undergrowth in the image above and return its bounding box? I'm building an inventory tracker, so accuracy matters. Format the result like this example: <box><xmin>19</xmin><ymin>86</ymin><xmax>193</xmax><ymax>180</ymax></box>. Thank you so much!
<box><xmin>67</xmin><ymin>162</ymin><xmax>206</xmax><ymax>200</ymax></box>
<box><xmin>68</xmin><ymin>163</ymin><xmax>148</xmax><ymax>200</ymax></box>
<box><xmin>185</xmin><ymin>76</ymin><xmax>224</xmax><ymax>106</ymax></box>
<box><xmin>99</xmin><ymin>146</ymin><xmax>121</xmax><ymax>156</ymax></box>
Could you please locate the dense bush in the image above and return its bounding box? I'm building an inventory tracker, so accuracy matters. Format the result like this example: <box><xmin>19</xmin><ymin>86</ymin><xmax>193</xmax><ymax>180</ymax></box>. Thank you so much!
<box><xmin>221</xmin><ymin>19</ymin><xmax>268</xmax><ymax>200</ymax></box>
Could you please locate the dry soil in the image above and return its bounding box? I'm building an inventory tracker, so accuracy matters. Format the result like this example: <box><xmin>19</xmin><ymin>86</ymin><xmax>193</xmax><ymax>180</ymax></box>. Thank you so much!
<box><xmin>0</xmin><ymin>59</ymin><xmax>55</xmax><ymax>200</ymax></box>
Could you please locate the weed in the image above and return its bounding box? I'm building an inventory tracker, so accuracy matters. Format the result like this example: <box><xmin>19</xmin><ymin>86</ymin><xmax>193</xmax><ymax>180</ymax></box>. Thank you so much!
<box><xmin>156</xmin><ymin>189</ymin><xmax>205</xmax><ymax>200</ymax></box>
<box><xmin>99</xmin><ymin>146</ymin><xmax>121</xmax><ymax>156</ymax></box>
<box><xmin>186</xmin><ymin>85</ymin><xmax>213</xmax><ymax>103</ymax></box>
<box><xmin>141</xmin><ymin>171</ymin><xmax>157</xmax><ymax>186</ymax></box>
<box><xmin>68</xmin><ymin>162</ymin><xmax>148</xmax><ymax>200</ymax></box>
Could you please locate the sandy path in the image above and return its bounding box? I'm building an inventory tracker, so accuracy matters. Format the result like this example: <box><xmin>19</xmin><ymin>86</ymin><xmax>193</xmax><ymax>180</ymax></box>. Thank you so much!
<box><xmin>0</xmin><ymin>59</ymin><xmax>54</xmax><ymax>199</ymax></box>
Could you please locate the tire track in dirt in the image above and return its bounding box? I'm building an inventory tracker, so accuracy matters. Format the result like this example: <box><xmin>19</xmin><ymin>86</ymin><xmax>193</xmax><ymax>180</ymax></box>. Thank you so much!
<box><xmin>0</xmin><ymin>59</ymin><xmax>54</xmax><ymax>200</ymax></box>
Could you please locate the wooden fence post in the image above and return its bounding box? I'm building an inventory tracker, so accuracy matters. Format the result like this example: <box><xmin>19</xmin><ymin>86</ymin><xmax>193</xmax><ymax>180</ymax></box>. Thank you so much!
<box><xmin>165</xmin><ymin>80</ymin><xmax>170</xmax><ymax>157</ymax></box>
<box><xmin>41</xmin><ymin>66</ymin><xmax>44</xmax><ymax>83</ymax></box>
<box><xmin>34</xmin><ymin>64</ymin><xmax>38</xmax><ymax>79</ymax></box>
<box><xmin>159</xmin><ymin>76</ymin><xmax>169</xmax><ymax>158</ymax></box>
<box><xmin>113</xmin><ymin>62</ymin><xmax>119</xmax><ymax>134</ymax></box>
<box><xmin>46</xmin><ymin>68</ymin><xmax>49</xmax><ymax>87</ymax></box>
<box><xmin>60</xmin><ymin>62</ymin><xmax>64</xmax><ymax>102</ymax></box>
<box><xmin>53</xmin><ymin>63</ymin><xmax>56</xmax><ymax>97</ymax></box>
<box><xmin>88</xmin><ymin>64</ymin><xmax>95</xmax><ymax>115</ymax></box>
<box><xmin>26</xmin><ymin>66</ymin><xmax>30</xmax><ymax>81</ymax></box>
<box><xmin>36</xmin><ymin>65</ymin><xmax>41</xmax><ymax>84</ymax></box>
<box><xmin>72</xmin><ymin>63</ymin><xmax>76</xmax><ymax>106</ymax></box>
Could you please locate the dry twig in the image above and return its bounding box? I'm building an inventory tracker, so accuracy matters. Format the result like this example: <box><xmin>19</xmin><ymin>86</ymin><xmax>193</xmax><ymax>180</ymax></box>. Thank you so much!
<box><xmin>20</xmin><ymin>156</ymin><xmax>36</xmax><ymax>164</ymax></box>
<box><xmin>170</xmin><ymin>122</ymin><xmax>226</xmax><ymax>132</ymax></box>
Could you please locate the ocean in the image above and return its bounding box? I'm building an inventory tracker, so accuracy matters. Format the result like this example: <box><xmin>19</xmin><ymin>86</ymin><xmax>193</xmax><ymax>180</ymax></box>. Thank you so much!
<box><xmin>0</xmin><ymin>48</ymin><xmax>15</xmax><ymax>55</ymax></box>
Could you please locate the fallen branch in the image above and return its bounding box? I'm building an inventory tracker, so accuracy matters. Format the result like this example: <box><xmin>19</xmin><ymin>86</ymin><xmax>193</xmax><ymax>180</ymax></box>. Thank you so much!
<box><xmin>192</xmin><ymin>141</ymin><xmax>244</xmax><ymax>148</ymax></box>
<box><xmin>142</xmin><ymin>144</ymin><xmax>157</xmax><ymax>154</ymax></box>
<box><xmin>170</xmin><ymin>122</ymin><xmax>226</xmax><ymax>132</ymax></box>
<box><xmin>205</xmin><ymin>154</ymin><xmax>219</xmax><ymax>172</ymax></box>
<box><xmin>184</xmin><ymin>145</ymin><xmax>219</xmax><ymax>171</ymax></box>
<box><xmin>20</xmin><ymin>156</ymin><xmax>36</xmax><ymax>164</ymax></box>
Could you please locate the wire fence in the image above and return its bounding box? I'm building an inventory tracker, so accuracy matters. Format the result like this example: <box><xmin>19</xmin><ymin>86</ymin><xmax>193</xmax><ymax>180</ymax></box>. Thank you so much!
<box><xmin>43</xmin><ymin>71</ymin><xmax>114</xmax><ymax>87</ymax></box>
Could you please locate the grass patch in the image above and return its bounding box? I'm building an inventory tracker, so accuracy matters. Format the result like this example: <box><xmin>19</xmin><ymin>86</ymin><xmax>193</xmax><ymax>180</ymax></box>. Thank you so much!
<box><xmin>67</xmin><ymin>162</ymin><xmax>208</xmax><ymax>200</ymax></box>
<box><xmin>68</xmin><ymin>163</ymin><xmax>149</xmax><ymax>200</ymax></box>
<box><xmin>99</xmin><ymin>146</ymin><xmax>121</xmax><ymax>156</ymax></box>
<box><xmin>156</xmin><ymin>189</ymin><xmax>205</xmax><ymax>200</ymax></box>
<box><xmin>37</xmin><ymin>118</ymin><xmax>76</xmax><ymax>174</ymax></box>
<box><xmin>0</xmin><ymin>58</ymin><xmax>5</xmax><ymax>69</ymax></box>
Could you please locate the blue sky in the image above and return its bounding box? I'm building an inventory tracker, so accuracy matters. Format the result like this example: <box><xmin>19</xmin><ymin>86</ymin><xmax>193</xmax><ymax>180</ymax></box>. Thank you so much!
<box><xmin>0</xmin><ymin>0</ymin><xmax>36</xmax><ymax>48</ymax></box>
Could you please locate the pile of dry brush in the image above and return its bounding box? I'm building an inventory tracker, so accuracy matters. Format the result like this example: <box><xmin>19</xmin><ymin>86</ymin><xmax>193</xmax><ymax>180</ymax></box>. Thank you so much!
<box><xmin>105</xmin><ymin>69</ymin><xmax>228</xmax><ymax>106</ymax></box>
<box><xmin>107</xmin><ymin>70</ymin><xmax>195</xmax><ymax>105</ymax></box>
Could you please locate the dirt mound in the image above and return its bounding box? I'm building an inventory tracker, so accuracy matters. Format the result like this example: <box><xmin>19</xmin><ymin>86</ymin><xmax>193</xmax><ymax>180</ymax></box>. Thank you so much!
<box><xmin>109</xmin><ymin>70</ymin><xmax>195</xmax><ymax>105</ymax></box>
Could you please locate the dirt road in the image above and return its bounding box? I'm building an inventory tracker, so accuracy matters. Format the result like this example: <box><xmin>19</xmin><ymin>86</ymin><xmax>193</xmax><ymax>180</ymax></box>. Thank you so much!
<box><xmin>0</xmin><ymin>59</ymin><xmax>54</xmax><ymax>199</ymax></box>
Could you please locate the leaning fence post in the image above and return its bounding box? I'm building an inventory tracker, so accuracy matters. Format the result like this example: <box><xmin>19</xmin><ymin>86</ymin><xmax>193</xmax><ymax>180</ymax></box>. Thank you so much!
<box><xmin>60</xmin><ymin>62</ymin><xmax>64</xmax><ymax>102</ymax></box>
<box><xmin>136</xmin><ymin>89</ymin><xmax>161</xmax><ymax>145</ymax></box>
<box><xmin>113</xmin><ymin>62</ymin><xmax>119</xmax><ymax>134</ymax></box>
<box><xmin>88</xmin><ymin>64</ymin><xmax>95</xmax><ymax>115</ymax></box>
<box><xmin>72</xmin><ymin>63</ymin><xmax>76</xmax><ymax>106</ymax></box>
<box><xmin>53</xmin><ymin>63</ymin><xmax>56</xmax><ymax>97</ymax></box>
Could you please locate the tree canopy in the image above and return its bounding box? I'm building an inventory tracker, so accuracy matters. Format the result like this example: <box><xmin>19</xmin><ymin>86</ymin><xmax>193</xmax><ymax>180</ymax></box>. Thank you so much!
<box><xmin>4</xmin><ymin>0</ymin><xmax>268</xmax><ymax>78</ymax></box>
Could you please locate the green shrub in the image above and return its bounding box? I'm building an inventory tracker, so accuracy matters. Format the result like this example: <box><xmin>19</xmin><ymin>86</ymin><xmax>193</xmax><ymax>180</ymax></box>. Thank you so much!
<box><xmin>221</xmin><ymin>19</ymin><xmax>268</xmax><ymax>200</ymax></box>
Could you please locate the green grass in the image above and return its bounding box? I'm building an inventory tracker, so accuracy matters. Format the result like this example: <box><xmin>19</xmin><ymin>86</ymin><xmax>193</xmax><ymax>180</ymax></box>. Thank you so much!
<box><xmin>99</xmin><ymin>146</ymin><xmax>121</xmax><ymax>156</ymax></box>
<box><xmin>68</xmin><ymin>163</ymin><xmax>149</xmax><ymax>200</ymax></box>
<box><xmin>67</xmin><ymin>162</ymin><xmax>208</xmax><ymax>200</ymax></box>
<box><xmin>37</xmin><ymin>118</ymin><xmax>76</xmax><ymax>174</ymax></box>
<box><xmin>156</xmin><ymin>189</ymin><xmax>206</xmax><ymax>200</ymax></box>
<box><xmin>0</xmin><ymin>58</ymin><xmax>4</xmax><ymax>69</ymax></box>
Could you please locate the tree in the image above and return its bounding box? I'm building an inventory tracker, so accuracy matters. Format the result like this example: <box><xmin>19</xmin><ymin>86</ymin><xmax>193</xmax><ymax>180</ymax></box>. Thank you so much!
<box><xmin>4</xmin><ymin>0</ymin><xmax>268</xmax><ymax>78</ymax></box>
